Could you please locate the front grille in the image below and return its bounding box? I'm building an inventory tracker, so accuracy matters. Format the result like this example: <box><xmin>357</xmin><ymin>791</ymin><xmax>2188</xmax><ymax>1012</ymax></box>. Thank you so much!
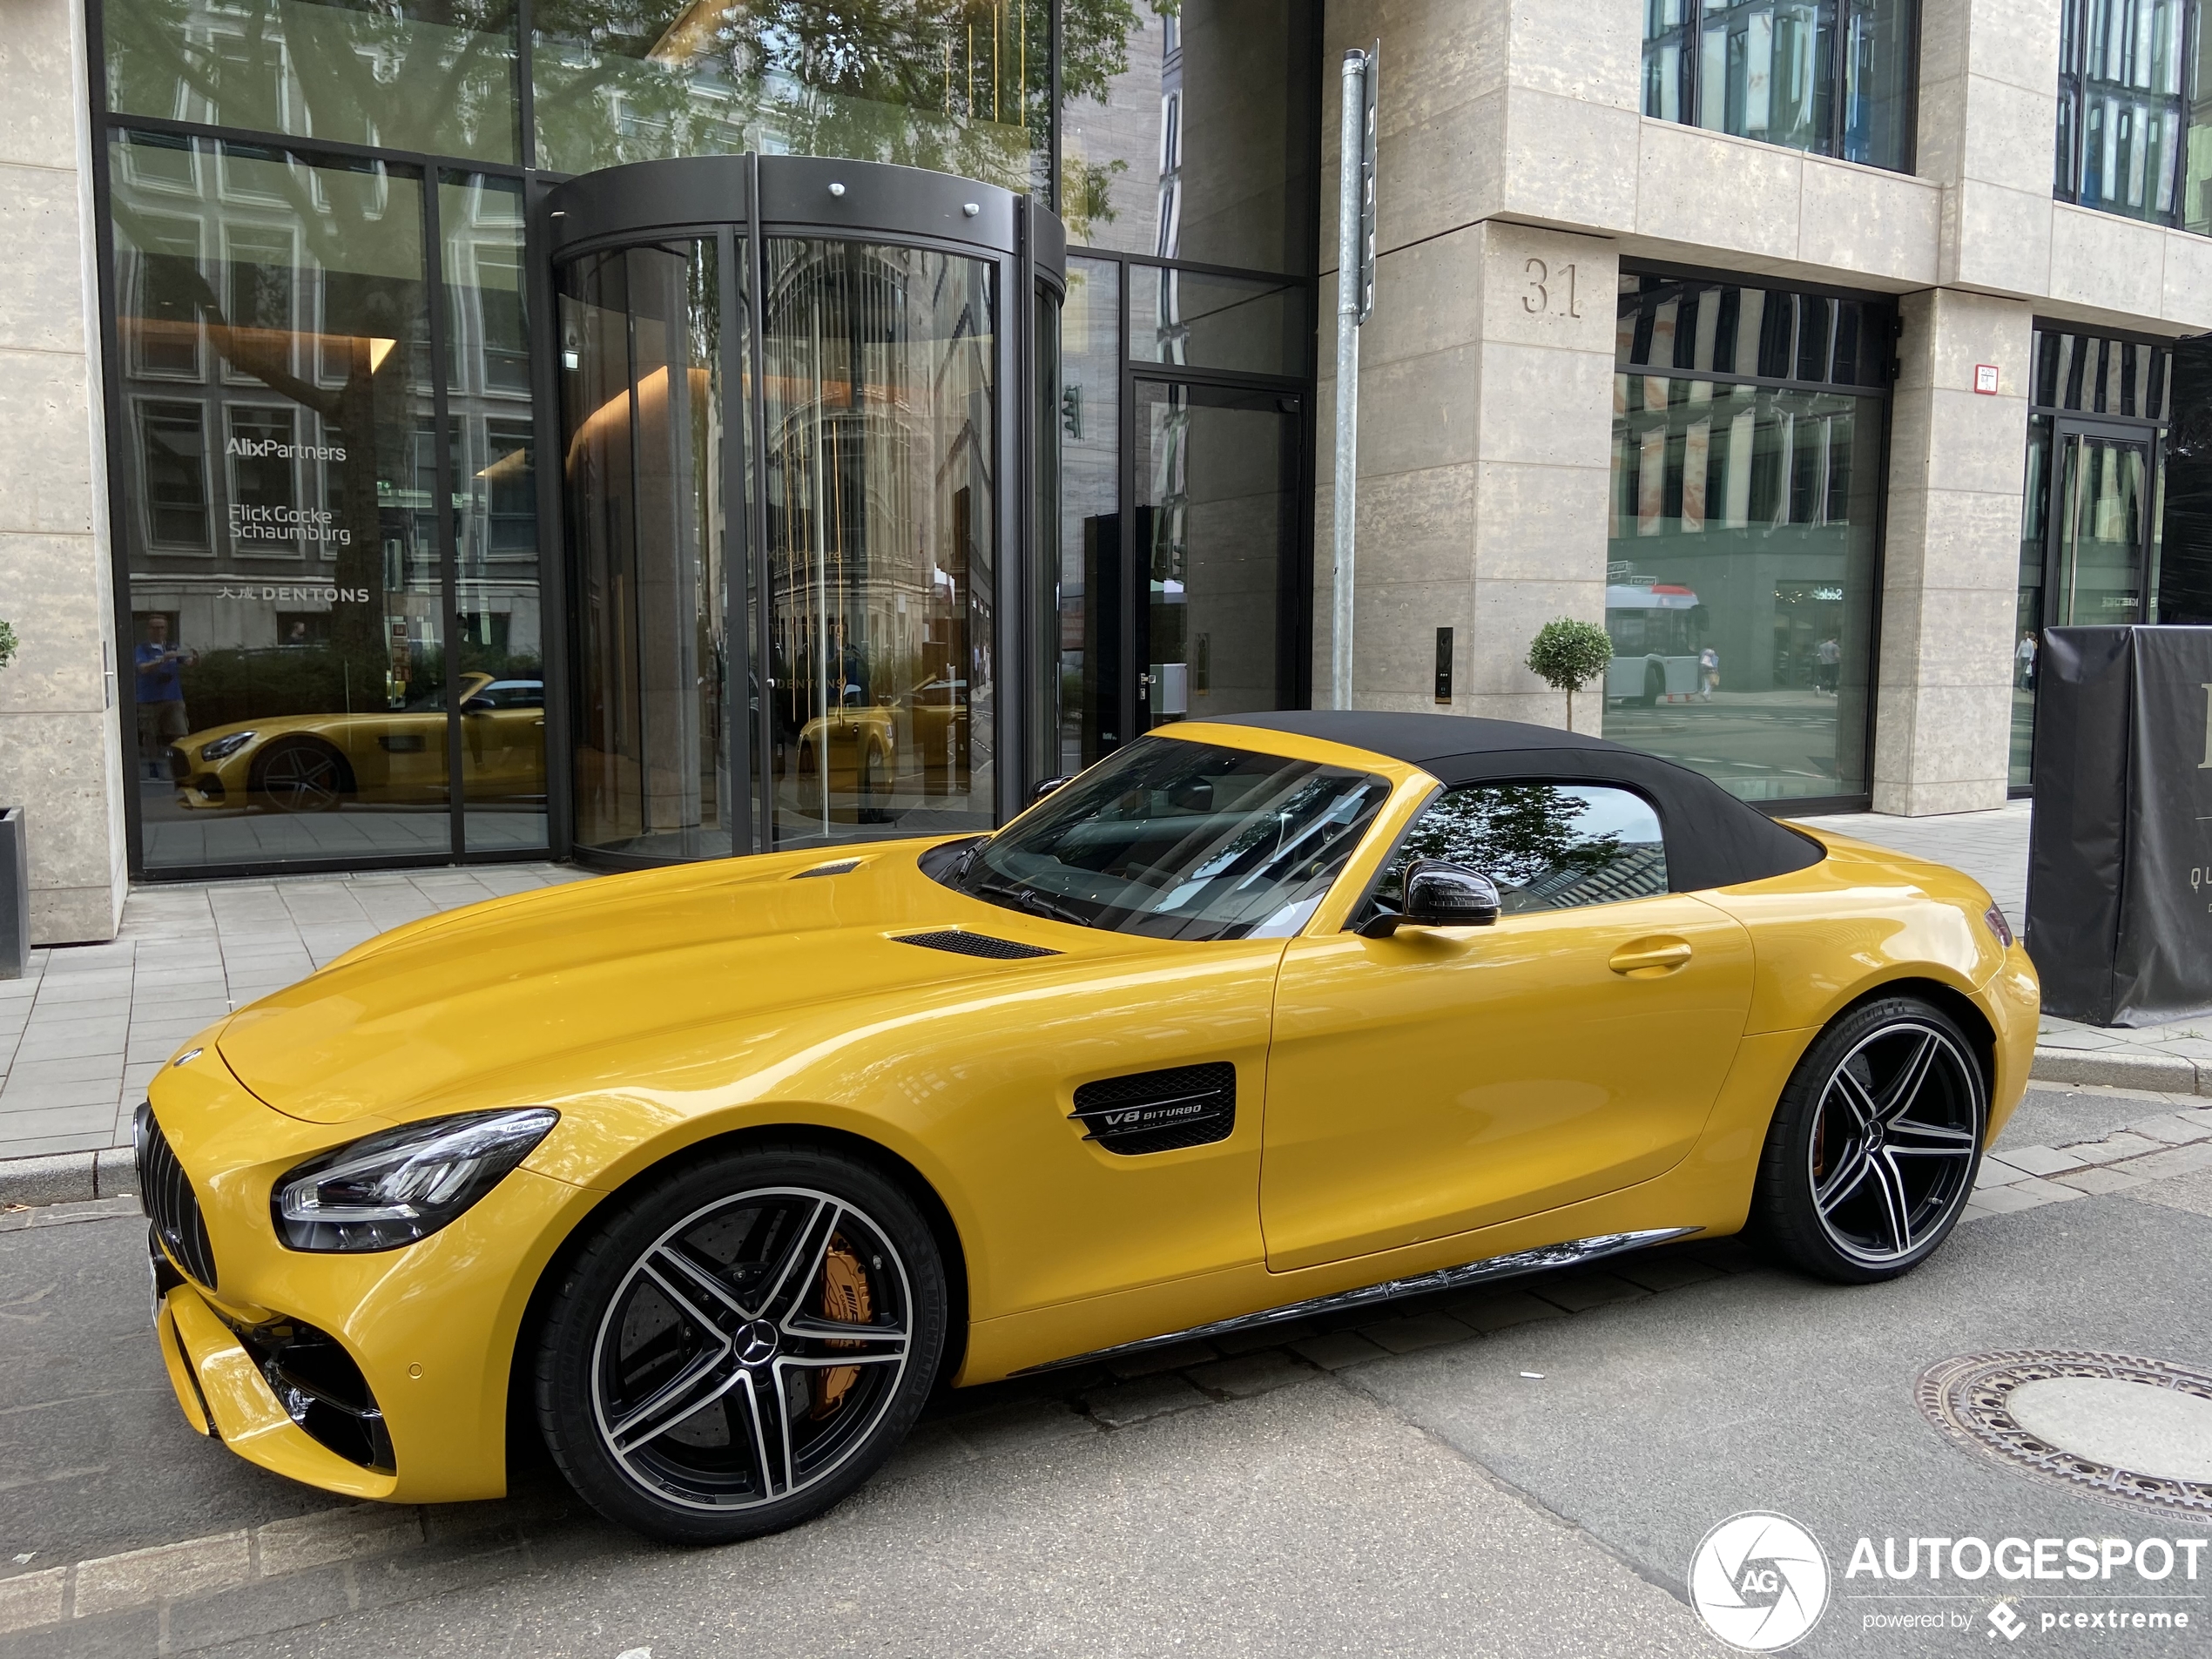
<box><xmin>165</xmin><ymin>745</ymin><xmax>191</xmax><ymax>782</ymax></box>
<box><xmin>136</xmin><ymin>1103</ymin><xmax>218</xmax><ymax>1291</ymax></box>
<box><xmin>1069</xmin><ymin>1062</ymin><xmax>1237</xmax><ymax>1156</ymax></box>
<box><xmin>894</xmin><ymin>929</ymin><xmax>1059</xmax><ymax>961</ymax></box>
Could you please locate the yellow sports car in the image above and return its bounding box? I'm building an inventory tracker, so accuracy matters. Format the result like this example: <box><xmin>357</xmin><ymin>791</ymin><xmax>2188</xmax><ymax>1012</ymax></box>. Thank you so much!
<box><xmin>137</xmin><ymin>712</ymin><xmax>2036</xmax><ymax>1543</ymax></box>
<box><xmin>793</xmin><ymin>676</ymin><xmax>969</xmax><ymax>810</ymax></box>
<box><xmin>167</xmin><ymin>672</ymin><xmax>546</xmax><ymax>812</ymax></box>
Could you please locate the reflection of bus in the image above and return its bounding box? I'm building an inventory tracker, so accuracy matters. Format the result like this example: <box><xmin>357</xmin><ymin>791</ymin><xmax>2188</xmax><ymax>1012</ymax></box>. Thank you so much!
<box><xmin>1603</xmin><ymin>583</ymin><xmax>1705</xmax><ymax>705</ymax></box>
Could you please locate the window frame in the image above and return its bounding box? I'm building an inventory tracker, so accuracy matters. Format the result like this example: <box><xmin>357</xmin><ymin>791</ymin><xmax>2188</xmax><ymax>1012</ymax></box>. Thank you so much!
<box><xmin>1345</xmin><ymin>778</ymin><xmax>1675</xmax><ymax>931</ymax></box>
<box><xmin>1642</xmin><ymin>0</ymin><xmax>1921</xmax><ymax>174</ymax></box>
<box><xmin>2054</xmin><ymin>0</ymin><xmax>2202</xmax><ymax>230</ymax></box>
<box><xmin>1606</xmin><ymin>261</ymin><xmax>1894</xmax><ymax>816</ymax></box>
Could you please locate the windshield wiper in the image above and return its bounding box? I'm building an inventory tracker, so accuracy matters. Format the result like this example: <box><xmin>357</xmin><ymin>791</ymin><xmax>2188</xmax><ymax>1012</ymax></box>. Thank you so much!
<box><xmin>967</xmin><ymin>878</ymin><xmax>1093</xmax><ymax>928</ymax></box>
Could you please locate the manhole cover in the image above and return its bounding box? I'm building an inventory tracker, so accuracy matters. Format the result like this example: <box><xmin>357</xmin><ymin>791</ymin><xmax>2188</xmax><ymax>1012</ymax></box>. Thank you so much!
<box><xmin>1919</xmin><ymin>1351</ymin><xmax>2212</xmax><ymax>1517</ymax></box>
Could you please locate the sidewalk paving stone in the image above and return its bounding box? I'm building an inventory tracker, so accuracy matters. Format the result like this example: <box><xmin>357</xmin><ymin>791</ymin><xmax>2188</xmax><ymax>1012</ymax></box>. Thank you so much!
<box><xmin>0</xmin><ymin>864</ymin><xmax>579</xmax><ymax>1159</ymax></box>
<box><xmin>2047</xmin><ymin>1165</ymin><xmax>2147</xmax><ymax>1194</ymax></box>
<box><xmin>2065</xmin><ymin>1131</ymin><xmax>2167</xmax><ymax>1164</ymax></box>
<box><xmin>1996</xmin><ymin>1144</ymin><xmax>2087</xmax><ymax>1177</ymax></box>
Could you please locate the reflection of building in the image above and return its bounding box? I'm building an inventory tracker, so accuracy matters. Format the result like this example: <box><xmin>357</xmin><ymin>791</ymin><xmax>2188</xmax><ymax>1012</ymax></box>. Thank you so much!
<box><xmin>12</xmin><ymin>1</ymin><xmax>2212</xmax><ymax>942</ymax></box>
<box><xmin>1516</xmin><ymin>843</ymin><xmax>1669</xmax><ymax>912</ymax></box>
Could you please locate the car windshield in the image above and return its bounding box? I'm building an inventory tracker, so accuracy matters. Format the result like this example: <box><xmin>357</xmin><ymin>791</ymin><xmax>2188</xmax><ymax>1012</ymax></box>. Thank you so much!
<box><xmin>945</xmin><ymin>737</ymin><xmax>1392</xmax><ymax>941</ymax></box>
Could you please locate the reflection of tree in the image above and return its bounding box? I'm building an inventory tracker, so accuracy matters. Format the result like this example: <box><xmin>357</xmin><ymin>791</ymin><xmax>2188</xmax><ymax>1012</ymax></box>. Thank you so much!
<box><xmin>111</xmin><ymin>156</ymin><xmax>424</xmax><ymax>681</ymax></box>
<box><xmin>107</xmin><ymin>0</ymin><xmax>519</xmax><ymax>162</ymax></box>
<box><xmin>110</xmin><ymin>0</ymin><xmax>1157</xmax><ymax>199</ymax></box>
<box><xmin>1380</xmin><ymin>786</ymin><xmax>1621</xmax><ymax>902</ymax></box>
<box><xmin>532</xmin><ymin>0</ymin><xmax>1148</xmax><ymax>190</ymax></box>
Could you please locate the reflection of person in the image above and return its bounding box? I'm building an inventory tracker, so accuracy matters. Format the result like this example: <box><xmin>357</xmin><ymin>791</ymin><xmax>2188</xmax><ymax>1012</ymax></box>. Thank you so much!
<box><xmin>285</xmin><ymin>620</ymin><xmax>310</xmax><ymax>645</ymax></box>
<box><xmin>832</xmin><ymin>623</ymin><xmax>870</xmax><ymax>707</ymax></box>
<box><xmin>2016</xmin><ymin>630</ymin><xmax>2038</xmax><ymax>689</ymax></box>
<box><xmin>133</xmin><ymin>615</ymin><xmax>194</xmax><ymax>778</ymax></box>
<box><xmin>1816</xmin><ymin>636</ymin><xmax>1840</xmax><ymax>695</ymax></box>
<box><xmin>1697</xmin><ymin>644</ymin><xmax>1719</xmax><ymax>702</ymax></box>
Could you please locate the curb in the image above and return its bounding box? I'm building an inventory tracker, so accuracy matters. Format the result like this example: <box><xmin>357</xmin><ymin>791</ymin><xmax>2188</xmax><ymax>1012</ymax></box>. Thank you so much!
<box><xmin>2029</xmin><ymin>1044</ymin><xmax>2208</xmax><ymax>1096</ymax></box>
<box><xmin>0</xmin><ymin>1046</ymin><xmax>2200</xmax><ymax>1208</ymax></box>
<box><xmin>0</xmin><ymin>1147</ymin><xmax>135</xmax><ymax>1208</ymax></box>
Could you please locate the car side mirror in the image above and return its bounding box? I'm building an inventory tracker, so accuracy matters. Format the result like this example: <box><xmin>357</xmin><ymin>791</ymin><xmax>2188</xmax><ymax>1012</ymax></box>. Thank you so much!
<box><xmin>1030</xmin><ymin>774</ymin><xmax>1074</xmax><ymax>804</ymax></box>
<box><xmin>1359</xmin><ymin>860</ymin><xmax>1501</xmax><ymax>938</ymax></box>
<box><xmin>460</xmin><ymin>697</ymin><xmax>492</xmax><ymax>715</ymax></box>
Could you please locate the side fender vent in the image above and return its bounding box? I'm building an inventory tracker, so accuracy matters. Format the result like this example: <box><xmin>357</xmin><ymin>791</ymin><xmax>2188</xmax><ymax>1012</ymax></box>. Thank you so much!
<box><xmin>894</xmin><ymin>929</ymin><xmax>1060</xmax><ymax>961</ymax></box>
<box><xmin>1070</xmin><ymin>1062</ymin><xmax>1236</xmax><ymax>1156</ymax></box>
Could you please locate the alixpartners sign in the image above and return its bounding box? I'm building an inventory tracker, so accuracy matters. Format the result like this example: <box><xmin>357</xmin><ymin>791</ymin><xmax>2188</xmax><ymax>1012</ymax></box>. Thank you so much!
<box><xmin>1689</xmin><ymin>1513</ymin><xmax>2207</xmax><ymax>1650</ymax></box>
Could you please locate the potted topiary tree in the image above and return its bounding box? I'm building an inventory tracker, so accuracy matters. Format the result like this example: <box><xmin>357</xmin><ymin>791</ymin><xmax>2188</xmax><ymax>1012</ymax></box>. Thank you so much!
<box><xmin>1525</xmin><ymin>617</ymin><xmax>1615</xmax><ymax>733</ymax></box>
<box><xmin>0</xmin><ymin>617</ymin><xmax>24</xmax><ymax>977</ymax></box>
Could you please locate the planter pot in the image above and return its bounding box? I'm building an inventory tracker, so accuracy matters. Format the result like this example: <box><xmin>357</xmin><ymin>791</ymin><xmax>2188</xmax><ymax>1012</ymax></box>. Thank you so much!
<box><xmin>0</xmin><ymin>807</ymin><xmax>25</xmax><ymax>978</ymax></box>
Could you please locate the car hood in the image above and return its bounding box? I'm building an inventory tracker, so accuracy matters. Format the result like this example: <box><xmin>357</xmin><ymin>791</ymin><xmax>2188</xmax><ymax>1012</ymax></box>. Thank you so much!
<box><xmin>214</xmin><ymin>843</ymin><xmax>1103</xmax><ymax>1124</ymax></box>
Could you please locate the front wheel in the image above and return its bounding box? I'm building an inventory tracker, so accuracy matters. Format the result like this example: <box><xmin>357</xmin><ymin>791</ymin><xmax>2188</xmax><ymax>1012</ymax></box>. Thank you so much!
<box><xmin>252</xmin><ymin>737</ymin><xmax>351</xmax><ymax>813</ymax></box>
<box><xmin>1750</xmin><ymin>996</ymin><xmax>1986</xmax><ymax>1284</ymax></box>
<box><xmin>534</xmin><ymin>1143</ymin><xmax>947</xmax><ymax>1544</ymax></box>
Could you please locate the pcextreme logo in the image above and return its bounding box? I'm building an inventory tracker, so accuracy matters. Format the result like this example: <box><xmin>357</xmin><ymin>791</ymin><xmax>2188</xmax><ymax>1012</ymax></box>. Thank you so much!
<box><xmin>1689</xmin><ymin>1512</ymin><xmax>1831</xmax><ymax>1651</ymax></box>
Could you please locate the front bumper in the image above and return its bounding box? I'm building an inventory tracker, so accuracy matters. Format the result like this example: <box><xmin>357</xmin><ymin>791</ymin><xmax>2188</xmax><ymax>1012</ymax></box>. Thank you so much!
<box><xmin>142</xmin><ymin>1047</ymin><xmax>598</xmax><ymax>1503</ymax></box>
<box><xmin>1978</xmin><ymin>940</ymin><xmax>2041</xmax><ymax>1143</ymax></box>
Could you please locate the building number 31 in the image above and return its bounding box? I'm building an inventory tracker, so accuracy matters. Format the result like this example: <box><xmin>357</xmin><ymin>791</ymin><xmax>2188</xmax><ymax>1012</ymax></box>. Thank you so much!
<box><xmin>1523</xmin><ymin>258</ymin><xmax>1582</xmax><ymax>319</ymax></box>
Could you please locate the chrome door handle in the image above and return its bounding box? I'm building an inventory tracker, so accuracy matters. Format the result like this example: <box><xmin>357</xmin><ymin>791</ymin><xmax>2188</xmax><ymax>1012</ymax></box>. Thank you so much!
<box><xmin>1608</xmin><ymin>939</ymin><xmax>1693</xmax><ymax>976</ymax></box>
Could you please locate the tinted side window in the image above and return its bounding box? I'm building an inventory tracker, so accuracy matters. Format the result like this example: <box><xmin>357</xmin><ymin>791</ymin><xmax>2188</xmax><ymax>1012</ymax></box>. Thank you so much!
<box><xmin>1369</xmin><ymin>784</ymin><xmax>1669</xmax><ymax>917</ymax></box>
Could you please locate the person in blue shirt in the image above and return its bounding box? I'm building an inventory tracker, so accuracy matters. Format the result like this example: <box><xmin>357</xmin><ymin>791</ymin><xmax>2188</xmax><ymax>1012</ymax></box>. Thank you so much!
<box><xmin>133</xmin><ymin>615</ymin><xmax>193</xmax><ymax>778</ymax></box>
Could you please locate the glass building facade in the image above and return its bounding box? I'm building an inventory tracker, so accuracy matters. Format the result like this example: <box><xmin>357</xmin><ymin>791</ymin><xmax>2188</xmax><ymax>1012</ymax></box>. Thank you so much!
<box><xmin>97</xmin><ymin>0</ymin><xmax>1320</xmax><ymax>877</ymax></box>
<box><xmin>1604</xmin><ymin>269</ymin><xmax>1889</xmax><ymax>806</ymax></box>
<box><xmin>1640</xmin><ymin>0</ymin><xmax>1919</xmax><ymax>172</ymax></box>
<box><xmin>2054</xmin><ymin>0</ymin><xmax>2212</xmax><ymax>234</ymax></box>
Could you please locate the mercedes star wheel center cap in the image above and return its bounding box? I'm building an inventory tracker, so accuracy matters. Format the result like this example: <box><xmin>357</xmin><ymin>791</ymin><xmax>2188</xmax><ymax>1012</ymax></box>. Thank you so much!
<box><xmin>736</xmin><ymin>1320</ymin><xmax>780</xmax><ymax>1368</ymax></box>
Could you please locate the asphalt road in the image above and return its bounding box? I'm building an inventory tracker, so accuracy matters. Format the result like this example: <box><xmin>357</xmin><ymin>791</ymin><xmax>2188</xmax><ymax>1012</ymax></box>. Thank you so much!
<box><xmin>3</xmin><ymin>1086</ymin><xmax>2209</xmax><ymax>1658</ymax></box>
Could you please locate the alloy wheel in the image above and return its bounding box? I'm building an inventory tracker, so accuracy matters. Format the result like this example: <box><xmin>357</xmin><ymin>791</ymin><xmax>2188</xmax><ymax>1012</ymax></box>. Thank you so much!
<box><xmin>588</xmin><ymin>1186</ymin><xmax>913</xmax><ymax>1514</ymax></box>
<box><xmin>1806</xmin><ymin>1021</ymin><xmax>1982</xmax><ymax>1266</ymax></box>
<box><xmin>259</xmin><ymin>745</ymin><xmax>342</xmax><ymax>812</ymax></box>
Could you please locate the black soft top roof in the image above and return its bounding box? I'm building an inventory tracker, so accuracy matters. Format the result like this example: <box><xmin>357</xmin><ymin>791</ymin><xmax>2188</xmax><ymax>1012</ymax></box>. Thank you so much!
<box><xmin>1210</xmin><ymin>711</ymin><xmax>1824</xmax><ymax>892</ymax></box>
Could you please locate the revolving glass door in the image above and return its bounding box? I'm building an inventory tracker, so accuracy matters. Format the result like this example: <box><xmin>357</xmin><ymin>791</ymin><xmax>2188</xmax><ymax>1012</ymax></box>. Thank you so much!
<box><xmin>550</xmin><ymin>155</ymin><xmax>1062</xmax><ymax>865</ymax></box>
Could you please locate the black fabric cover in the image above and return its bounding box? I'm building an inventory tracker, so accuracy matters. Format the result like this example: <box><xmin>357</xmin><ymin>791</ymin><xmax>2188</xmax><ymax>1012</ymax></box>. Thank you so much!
<box><xmin>1211</xmin><ymin>711</ymin><xmax>1824</xmax><ymax>893</ymax></box>
<box><xmin>2027</xmin><ymin>626</ymin><xmax>2212</xmax><ymax>1025</ymax></box>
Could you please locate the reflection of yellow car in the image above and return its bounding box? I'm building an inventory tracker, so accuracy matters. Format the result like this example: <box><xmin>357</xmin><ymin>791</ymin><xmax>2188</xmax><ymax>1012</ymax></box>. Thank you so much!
<box><xmin>138</xmin><ymin>713</ymin><xmax>2034</xmax><ymax>1546</ymax></box>
<box><xmin>167</xmin><ymin>672</ymin><xmax>545</xmax><ymax>811</ymax></box>
<box><xmin>794</xmin><ymin>676</ymin><xmax>968</xmax><ymax>803</ymax></box>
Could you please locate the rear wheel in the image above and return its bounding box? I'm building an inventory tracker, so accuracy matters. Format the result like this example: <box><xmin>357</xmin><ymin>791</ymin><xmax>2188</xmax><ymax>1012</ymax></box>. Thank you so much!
<box><xmin>534</xmin><ymin>1144</ymin><xmax>945</xmax><ymax>1544</ymax></box>
<box><xmin>1750</xmin><ymin>996</ymin><xmax>1986</xmax><ymax>1284</ymax></box>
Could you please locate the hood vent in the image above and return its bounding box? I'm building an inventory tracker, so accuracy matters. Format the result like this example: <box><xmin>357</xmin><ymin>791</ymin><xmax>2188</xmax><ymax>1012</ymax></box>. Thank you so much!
<box><xmin>894</xmin><ymin>929</ymin><xmax>1059</xmax><ymax>961</ymax></box>
<box><xmin>793</xmin><ymin>859</ymin><xmax>861</xmax><ymax>880</ymax></box>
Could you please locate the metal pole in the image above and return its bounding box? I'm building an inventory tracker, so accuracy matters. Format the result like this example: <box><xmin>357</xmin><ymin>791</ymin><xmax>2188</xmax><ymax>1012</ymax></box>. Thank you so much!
<box><xmin>1331</xmin><ymin>48</ymin><xmax>1366</xmax><ymax>711</ymax></box>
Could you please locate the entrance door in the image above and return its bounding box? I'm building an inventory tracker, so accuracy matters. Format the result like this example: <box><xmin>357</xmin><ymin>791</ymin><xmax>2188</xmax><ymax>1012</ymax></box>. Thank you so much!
<box><xmin>2013</xmin><ymin>420</ymin><xmax>2160</xmax><ymax>786</ymax></box>
<box><xmin>549</xmin><ymin>155</ymin><xmax>1063</xmax><ymax>865</ymax></box>
<box><xmin>1075</xmin><ymin>381</ymin><xmax>1300</xmax><ymax>757</ymax></box>
<box><xmin>759</xmin><ymin>239</ymin><xmax>999</xmax><ymax>851</ymax></box>
<box><xmin>2047</xmin><ymin>425</ymin><xmax>2156</xmax><ymax>628</ymax></box>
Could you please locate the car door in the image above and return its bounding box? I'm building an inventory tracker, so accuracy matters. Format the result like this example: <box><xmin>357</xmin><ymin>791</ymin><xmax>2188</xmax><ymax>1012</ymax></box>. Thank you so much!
<box><xmin>1259</xmin><ymin>780</ymin><xmax>1755</xmax><ymax>1272</ymax></box>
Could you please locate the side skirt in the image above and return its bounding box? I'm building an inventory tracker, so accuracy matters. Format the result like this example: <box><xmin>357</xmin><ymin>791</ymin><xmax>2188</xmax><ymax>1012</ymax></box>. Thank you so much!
<box><xmin>1010</xmin><ymin>1227</ymin><xmax>1701</xmax><ymax>1377</ymax></box>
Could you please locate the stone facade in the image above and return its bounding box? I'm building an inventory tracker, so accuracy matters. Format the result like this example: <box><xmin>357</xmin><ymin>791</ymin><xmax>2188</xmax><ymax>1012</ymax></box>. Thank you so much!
<box><xmin>1320</xmin><ymin>0</ymin><xmax>2212</xmax><ymax>809</ymax></box>
<box><xmin>0</xmin><ymin>0</ymin><xmax>126</xmax><ymax>944</ymax></box>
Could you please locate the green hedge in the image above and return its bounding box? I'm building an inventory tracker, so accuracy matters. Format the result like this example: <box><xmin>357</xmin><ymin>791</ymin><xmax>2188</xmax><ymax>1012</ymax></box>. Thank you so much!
<box><xmin>178</xmin><ymin>647</ymin><xmax>544</xmax><ymax>730</ymax></box>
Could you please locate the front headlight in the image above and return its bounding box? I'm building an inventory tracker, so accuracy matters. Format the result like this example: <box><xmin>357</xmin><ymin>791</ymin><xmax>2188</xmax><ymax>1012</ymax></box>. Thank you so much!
<box><xmin>200</xmin><ymin>731</ymin><xmax>258</xmax><ymax>761</ymax></box>
<box><xmin>273</xmin><ymin>1108</ymin><xmax>558</xmax><ymax>1252</ymax></box>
